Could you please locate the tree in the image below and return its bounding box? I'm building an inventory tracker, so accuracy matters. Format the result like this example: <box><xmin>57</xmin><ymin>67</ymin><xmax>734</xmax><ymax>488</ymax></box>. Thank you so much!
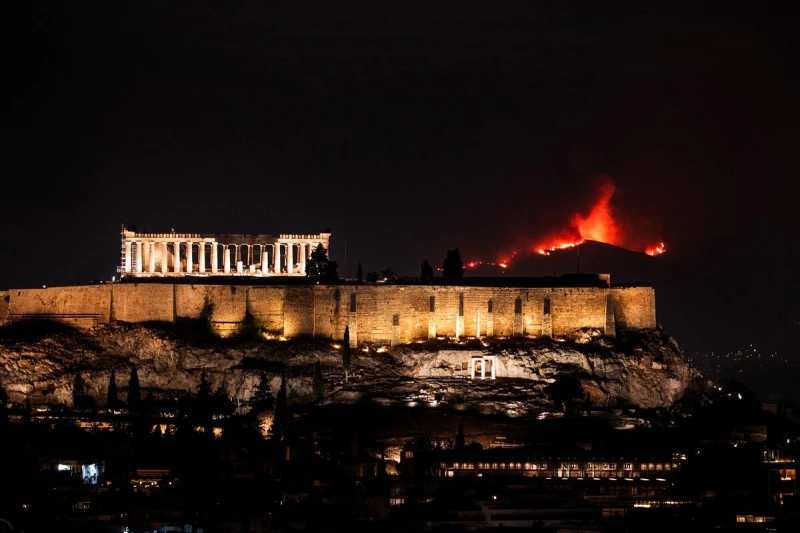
<box><xmin>212</xmin><ymin>380</ymin><xmax>236</xmax><ymax>417</ymax></box>
<box><xmin>342</xmin><ymin>326</ymin><xmax>352</xmax><ymax>382</ymax></box>
<box><xmin>357</xmin><ymin>262</ymin><xmax>363</xmax><ymax>284</ymax></box>
<box><xmin>306</xmin><ymin>244</ymin><xmax>339</xmax><ymax>281</ymax></box>
<box><xmin>251</xmin><ymin>373</ymin><xmax>274</xmax><ymax>411</ymax></box>
<box><xmin>380</xmin><ymin>267</ymin><xmax>398</xmax><ymax>282</ymax></box>
<box><xmin>73</xmin><ymin>371</ymin><xmax>87</xmax><ymax>406</ymax></box>
<box><xmin>272</xmin><ymin>372</ymin><xmax>292</xmax><ymax>442</ymax></box>
<box><xmin>365</xmin><ymin>271</ymin><xmax>380</xmax><ymax>283</ymax></box>
<box><xmin>197</xmin><ymin>369</ymin><xmax>212</xmax><ymax>417</ymax></box>
<box><xmin>312</xmin><ymin>360</ymin><xmax>324</xmax><ymax>402</ymax></box>
<box><xmin>128</xmin><ymin>366</ymin><xmax>141</xmax><ymax>413</ymax></box>
<box><xmin>441</xmin><ymin>248</ymin><xmax>465</xmax><ymax>279</ymax></box>
<box><xmin>107</xmin><ymin>370</ymin><xmax>119</xmax><ymax>409</ymax></box>
<box><xmin>544</xmin><ymin>374</ymin><xmax>584</xmax><ymax>412</ymax></box>
<box><xmin>0</xmin><ymin>378</ymin><xmax>9</xmax><ymax>419</ymax></box>
<box><xmin>420</xmin><ymin>260</ymin><xmax>434</xmax><ymax>283</ymax></box>
<box><xmin>455</xmin><ymin>422</ymin><xmax>465</xmax><ymax>452</ymax></box>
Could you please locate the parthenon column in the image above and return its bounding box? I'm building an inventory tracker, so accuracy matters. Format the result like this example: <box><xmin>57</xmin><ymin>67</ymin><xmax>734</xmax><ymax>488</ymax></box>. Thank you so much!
<box><xmin>173</xmin><ymin>242</ymin><xmax>181</xmax><ymax>273</ymax></box>
<box><xmin>160</xmin><ymin>242</ymin><xmax>168</xmax><ymax>273</ymax></box>
<box><xmin>274</xmin><ymin>243</ymin><xmax>281</xmax><ymax>274</ymax></box>
<box><xmin>224</xmin><ymin>246</ymin><xmax>231</xmax><ymax>273</ymax></box>
<box><xmin>198</xmin><ymin>243</ymin><xmax>205</xmax><ymax>273</ymax></box>
<box><xmin>187</xmin><ymin>242</ymin><xmax>194</xmax><ymax>273</ymax></box>
<box><xmin>135</xmin><ymin>242</ymin><xmax>143</xmax><ymax>273</ymax></box>
<box><xmin>211</xmin><ymin>243</ymin><xmax>218</xmax><ymax>273</ymax></box>
<box><xmin>299</xmin><ymin>243</ymin><xmax>307</xmax><ymax>275</ymax></box>
<box><xmin>148</xmin><ymin>242</ymin><xmax>156</xmax><ymax>273</ymax></box>
<box><xmin>287</xmin><ymin>243</ymin><xmax>294</xmax><ymax>274</ymax></box>
<box><xmin>124</xmin><ymin>241</ymin><xmax>132</xmax><ymax>273</ymax></box>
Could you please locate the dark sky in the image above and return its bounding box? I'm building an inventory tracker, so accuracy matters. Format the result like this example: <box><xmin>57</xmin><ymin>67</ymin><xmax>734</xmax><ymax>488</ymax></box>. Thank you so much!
<box><xmin>6</xmin><ymin>1</ymin><xmax>800</xmax><ymax>372</ymax></box>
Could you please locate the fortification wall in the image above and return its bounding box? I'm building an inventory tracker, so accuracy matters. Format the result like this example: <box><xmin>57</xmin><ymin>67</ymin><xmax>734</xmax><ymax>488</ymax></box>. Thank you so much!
<box><xmin>1</xmin><ymin>283</ymin><xmax>656</xmax><ymax>342</ymax></box>
<box><xmin>113</xmin><ymin>284</ymin><xmax>173</xmax><ymax>323</ymax></box>
<box><xmin>612</xmin><ymin>286</ymin><xmax>657</xmax><ymax>329</ymax></box>
<box><xmin>5</xmin><ymin>285</ymin><xmax>112</xmax><ymax>326</ymax></box>
<box><xmin>0</xmin><ymin>291</ymin><xmax>9</xmax><ymax>323</ymax></box>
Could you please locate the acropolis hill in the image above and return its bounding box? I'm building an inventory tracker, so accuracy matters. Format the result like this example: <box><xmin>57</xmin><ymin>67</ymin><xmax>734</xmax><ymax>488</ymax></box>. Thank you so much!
<box><xmin>0</xmin><ymin>228</ymin><xmax>699</xmax><ymax>415</ymax></box>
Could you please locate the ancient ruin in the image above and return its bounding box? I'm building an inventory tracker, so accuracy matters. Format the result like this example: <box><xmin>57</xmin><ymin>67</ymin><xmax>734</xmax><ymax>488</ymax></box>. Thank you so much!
<box><xmin>118</xmin><ymin>225</ymin><xmax>331</xmax><ymax>277</ymax></box>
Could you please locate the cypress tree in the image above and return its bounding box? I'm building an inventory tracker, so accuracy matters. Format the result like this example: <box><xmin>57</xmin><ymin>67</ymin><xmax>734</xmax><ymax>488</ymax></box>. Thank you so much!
<box><xmin>128</xmin><ymin>366</ymin><xmax>141</xmax><ymax>413</ymax></box>
<box><xmin>342</xmin><ymin>326</ymin><xmax>351</xmax><ymax>382</ymax></box>
<box><xmin>252</xmin><ymin>373</ymin><xmax>274</xmax><ymax>411</ymax></box>
<box><xmin>420</xmin><ymin>260</ymin><xmax>434</xmax><ymax>282</ymax></box>
<box><xmin>455</xmin><ymin>422</ymin><xmax>465</xmax><ymax>452</ymax></box>
<box><xmin>72</xmin><ymin>371</ymin><xmax>86</xmax><ymax>406</ymax></box>
<box><xmin>441</xmin><ymin>248</ymin><xmax>465</xmax><ymax>279</ymax></box>
<box><xmin>0</xmin><ymin>377</ymin><xmax>9</xmax><ymax>410</ymax></box>
<box><xmin>272</xmin><ymin>372</ymin><xmax>288</xmax><ymax>441</ymax></box>
<box><xmin>107</xmin><ymin>370</ymin><xmax>119</xmax><ymax>408</ymax></box>
<box><xmin>357</xmin><ymin>262</ymin><xmax>363</xmax><ymax>284</ymax></box>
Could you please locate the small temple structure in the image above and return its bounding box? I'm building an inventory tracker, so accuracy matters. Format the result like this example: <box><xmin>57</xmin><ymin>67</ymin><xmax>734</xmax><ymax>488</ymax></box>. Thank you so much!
<box><xmin>118</xmin><ymin>226</ymin><xmax>331</xmax><ymax>277</ymax></box>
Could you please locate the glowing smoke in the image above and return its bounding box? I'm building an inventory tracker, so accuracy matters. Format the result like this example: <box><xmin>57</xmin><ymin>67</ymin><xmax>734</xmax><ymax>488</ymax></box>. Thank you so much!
<box><xmin>465</xmin><ymin>175</ymin><xmax>666</xmax><ymax>271</ymax></box>
<box><xmin>534</xmin><ymin>175</ymin><xmax>665</xmax><ymax>256</ymax></box>
<box><xmin>533</xmin><ymin>175</ymin><xmax>667</xmax><ymax>255</ymax></box>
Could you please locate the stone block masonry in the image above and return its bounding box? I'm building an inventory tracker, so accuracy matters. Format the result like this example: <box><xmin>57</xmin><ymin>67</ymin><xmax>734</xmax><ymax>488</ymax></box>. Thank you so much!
<box><xmin>1</xmin><ymin>282</ymin><xmax>656</xmax><ymax>342</ymax></box>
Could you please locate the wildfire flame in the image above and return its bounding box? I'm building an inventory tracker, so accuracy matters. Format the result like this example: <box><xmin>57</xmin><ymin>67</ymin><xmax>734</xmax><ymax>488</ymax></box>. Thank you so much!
<box><xmin>465</xmin><ymin>175</ymin><xmax>666</xmax><ymax>270</ymax></box>
<box><xmin>533</xmin><ymin>177</ymin><xmax>665</xmax><ymax>257</ymax></box>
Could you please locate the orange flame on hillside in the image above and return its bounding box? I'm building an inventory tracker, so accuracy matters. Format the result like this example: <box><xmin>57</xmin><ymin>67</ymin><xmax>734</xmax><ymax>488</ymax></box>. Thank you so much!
<box><xmin>464</xmin><ymin>175</ymin><xmax>665</xmax><ymax>271</ymax></box>
<box><xmin>534</xmin><ymin>177</ymin><xmax>665</xmax><ymax>257</ymax></box>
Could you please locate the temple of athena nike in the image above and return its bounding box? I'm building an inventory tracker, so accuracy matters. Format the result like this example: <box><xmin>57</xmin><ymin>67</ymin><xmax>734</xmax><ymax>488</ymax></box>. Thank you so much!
<box><xmin>118</xmin><ymin>226</ymin><xmax>331</xmax><ymax>278</ymax></box>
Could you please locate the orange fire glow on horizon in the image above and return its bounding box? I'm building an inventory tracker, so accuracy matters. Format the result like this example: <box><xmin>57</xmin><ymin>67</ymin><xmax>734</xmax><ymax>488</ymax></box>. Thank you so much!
<box><xmin>533</xmin><ymin>177</ymin><xmax>665</xmax><ymax>257</ymax></box>
<box><xmin>465</xmin><ymin>176</ymin><xmax>666</xmax><ymax>271</ymax></box>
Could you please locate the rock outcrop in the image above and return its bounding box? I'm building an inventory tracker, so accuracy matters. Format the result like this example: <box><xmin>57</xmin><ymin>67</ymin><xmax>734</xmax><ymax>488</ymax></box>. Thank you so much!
<box><xmin>0</xmin><ymin>320</ymin><xmax>700</xmax><ymax>416</ymax></box>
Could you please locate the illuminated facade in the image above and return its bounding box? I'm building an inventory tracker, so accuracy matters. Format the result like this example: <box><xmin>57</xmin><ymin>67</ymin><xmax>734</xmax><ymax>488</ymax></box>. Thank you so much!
<box><xmin>118</xmin><ymin>226</ymin><xmax>331</xmax><ymax>278</ymax></box>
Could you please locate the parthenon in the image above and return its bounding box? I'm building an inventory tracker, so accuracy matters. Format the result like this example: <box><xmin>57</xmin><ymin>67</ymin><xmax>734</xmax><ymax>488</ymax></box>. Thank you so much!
<box><xmin>118</xmin><ymin>226</ymin><xmax>331</xmax><ymax>277</ymax></box>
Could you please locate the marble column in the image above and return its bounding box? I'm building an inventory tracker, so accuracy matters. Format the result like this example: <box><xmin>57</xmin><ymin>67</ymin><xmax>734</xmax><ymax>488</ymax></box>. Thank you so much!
<box><xmin>186</xmin><ymin>242</ymin><xmax>193</xmax><ymax>273</ymax></box>
<box><xmin>160</xmin><ymin>242</ymin><xmax>168</xmax><ymax>273</ymax></box>
<box><xmin>274</xmin><ymin>243</ymin><xmax>281</xmax><ymax>274</ymax></box>
<box><xmin>287</xmin><ymin>243</ymin><xmax>294</xmax><ymax>274</ymax></box>
<box><xmin>299</xmin><ymin>243</ymin><xmax>307</xmax><ymax>275</ymax></box>
<box><xmin>173</xmin><ymin>242</ymin><xmax>181</xmax><ymax>273</ymax></box>
<box><xmin>224</xmin><ymin>246</ymin><xmax>231</xmax><ymax>273</ymax></box>
<box><xmin>135</xmin><ymin>242</ymin><xmax>143</xmax><ymax>273</ymax></box>
<box><xmin>148</xmin><ymin>242</ymin><xmax>156</xmax><ymax>273</ymax></box>
<box><xmin>211</xmin><ymin>243</ymin><xmax>218</xmax><ymax>273</ymax></box>
<box><xmin>198</xmin><ymin>242</ymin><xmax>206</xmax><ymax>273</ymax></box>
<box><xmin>124</xmin><ymin>241</ymin><xmax>132</xmax><ymax>272</ymax></box>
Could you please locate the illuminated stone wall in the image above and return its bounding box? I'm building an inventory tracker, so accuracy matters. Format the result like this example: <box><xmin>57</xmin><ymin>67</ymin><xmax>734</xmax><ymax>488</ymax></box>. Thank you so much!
<box><xmin>1</xmin><ymin>283</ymin><xmax>656</xmax><ymax>341</ymax></box>
<box><xmin>0</xmin><ymin>291</ymin><xmax>9</xmax><ymax>323</ymax></box>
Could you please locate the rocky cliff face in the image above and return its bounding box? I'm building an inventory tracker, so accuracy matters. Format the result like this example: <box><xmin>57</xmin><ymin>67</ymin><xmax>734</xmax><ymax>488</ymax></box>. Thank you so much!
<box><xmin>0</xmin><ymin>320</ymin><xmax>700</xmax><ymax>416</ymax></box>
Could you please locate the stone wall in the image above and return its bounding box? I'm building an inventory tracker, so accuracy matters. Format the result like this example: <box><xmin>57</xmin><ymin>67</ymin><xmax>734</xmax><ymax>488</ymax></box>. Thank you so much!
<box><xmin>0</xmin><ymin>291</ymin><xmax>9</xmax><ymax>323</ymax></box>
<box><xmin>1</xmin><ymin>283</ymin><xmax>656</xmax><ymax>342</ymax></box>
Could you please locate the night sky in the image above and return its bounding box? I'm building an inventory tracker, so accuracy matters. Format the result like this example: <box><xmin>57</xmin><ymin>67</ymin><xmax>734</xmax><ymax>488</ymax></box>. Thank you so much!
<box><xmin>6</xmin><ymin>2</ymin><xmax>800</xmax><ymax>388</ymax></box>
